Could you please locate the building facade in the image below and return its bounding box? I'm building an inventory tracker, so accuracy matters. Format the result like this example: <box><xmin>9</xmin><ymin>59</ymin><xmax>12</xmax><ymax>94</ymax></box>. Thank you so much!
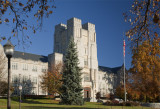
<box><xmin>50</xmin><ymin>17</ymin><xmax>124</xmax><ymax>102</ymax></box>
<box><xmin>0</xmin><ymin>17</ymin><xmax>124</xmax><ymax>102</ymax></box>
<box><xmin>11</xmin><ymin>51</ymin><xmax>48</xmax><ymax>95</ymax></box>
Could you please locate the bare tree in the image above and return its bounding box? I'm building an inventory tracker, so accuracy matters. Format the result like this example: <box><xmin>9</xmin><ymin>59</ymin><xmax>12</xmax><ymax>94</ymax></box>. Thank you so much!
<box><xmin>0</xmin><ymin>50</ymin><xmax>6</xmax><ymax>79</ymax></box>
<box><xmin>0</xmin><ymin>46</ymin><xmax>7</xmax><ymax>95</ymax></box>
<box><xmin>0</xmin><ymin>0</ymin><xmax>55</xmax><ymax>45</ymax></box>
<box><xmin>124</xmin><ymin>0</ymin><xmax>159</xmax><ymax>47</ymax></box>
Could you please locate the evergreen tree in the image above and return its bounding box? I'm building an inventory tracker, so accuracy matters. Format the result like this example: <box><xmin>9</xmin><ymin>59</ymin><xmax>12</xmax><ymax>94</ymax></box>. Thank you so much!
<box><xmin>60</xmin><ymin>37</ymin><xmax>84</xmax><ymax>105</ymax></box>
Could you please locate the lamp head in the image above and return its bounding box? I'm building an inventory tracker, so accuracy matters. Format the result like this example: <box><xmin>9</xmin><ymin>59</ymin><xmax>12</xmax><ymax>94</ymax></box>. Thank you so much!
<box><xmin>19</xmin><ymin>85</ymin><xmax>22</xmax><ymax>90</ymax></box>
<box><xmin>3</xmin><ymin>40</ymin><xmax>14</xmax><ymax>58</ymax></box>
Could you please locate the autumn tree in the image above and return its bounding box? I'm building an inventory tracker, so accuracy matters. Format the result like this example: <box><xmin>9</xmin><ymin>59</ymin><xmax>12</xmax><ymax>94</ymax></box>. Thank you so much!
<box><xmin>60</xmin><ymin>38</ymin><xmax>84</xmax><ymax>105</ymax></box>
<box><xmin>129</xmin><ymin>39</ymin><xmax>160</xmax><ymax>102</ymax></box>
<box><xmin>124</xmin><ymin>0</ymin><xmax>159</xmax><ymax>47</ymax></box>
<box><xmin>124</xmin><ymin>0</ymin><xmax>160</xmax><ymax>102</ymax></box>
<box><xmin>115</xmin><ymin>85</ymin><xmax>124</xmax><ymax>100</ymax></box>
<box><xmin>40</xmin><ymin>63</ymin><xmax>62</xmax><ymax>97</ymax></box>
<box><xmin>115</xmin><ymin>83</ymin><xmax>140</xmax><ymax>101</ymax></box>
<box><xmin>0</xmin><ymin>0</ymin><xmax>55</xmax><ymax>45</ymax></box>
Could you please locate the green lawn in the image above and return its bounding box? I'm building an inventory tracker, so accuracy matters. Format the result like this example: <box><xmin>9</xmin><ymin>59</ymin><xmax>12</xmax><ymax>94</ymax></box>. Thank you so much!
<box><xmin>0</xmin><ymin>99</ymin><xmax>152</xmax><ymax>109</ymax></box>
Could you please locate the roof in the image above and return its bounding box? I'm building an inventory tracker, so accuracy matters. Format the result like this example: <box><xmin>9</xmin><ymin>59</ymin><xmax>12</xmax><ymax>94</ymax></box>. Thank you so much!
<box><xmin>98</xmin><ymin>65</ymin><xmax>123</xmax><ymax>74</ymax></box>
<box><xmin>13</xmin><ymin>51</ymin><xmax>48</xmax><ymax>63</ymax></box>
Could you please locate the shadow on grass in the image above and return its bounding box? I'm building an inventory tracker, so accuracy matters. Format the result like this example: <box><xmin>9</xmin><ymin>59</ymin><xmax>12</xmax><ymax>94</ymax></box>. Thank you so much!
<box><xmin>21</xmin><ymin>99</ymin><xmax>58</xmax><ymax>104</ymax></box>
<box><xmin>23</xmin><ymin>106</ymin><xmax>109</xmax><ymax>109</ymax></box>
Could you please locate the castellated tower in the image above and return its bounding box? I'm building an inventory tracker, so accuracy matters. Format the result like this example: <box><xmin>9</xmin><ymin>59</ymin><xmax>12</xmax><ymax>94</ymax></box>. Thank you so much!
<box><xmin>53</xmin><ymin>17</ymin><xmax>98</xmax><ymax>102</ymax></box>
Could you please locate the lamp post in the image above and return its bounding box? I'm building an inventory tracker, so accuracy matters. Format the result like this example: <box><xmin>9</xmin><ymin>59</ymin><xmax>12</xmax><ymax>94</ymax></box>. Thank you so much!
<box><xmin>3</xmin><ymin>40</ymin><xmax>14</xmax><ymax>109</ymax></box>
<box><xmin>19</xmin><ymin>85</ymin><xmax>22</xmax><ymax>109</ymax></box>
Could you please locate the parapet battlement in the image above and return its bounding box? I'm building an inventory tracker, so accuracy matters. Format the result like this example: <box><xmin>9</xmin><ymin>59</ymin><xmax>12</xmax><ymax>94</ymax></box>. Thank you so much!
<box><xmin>55</xmin><ymin>17</ymin><xmax>95</xmax><ymax>31</ymax></box>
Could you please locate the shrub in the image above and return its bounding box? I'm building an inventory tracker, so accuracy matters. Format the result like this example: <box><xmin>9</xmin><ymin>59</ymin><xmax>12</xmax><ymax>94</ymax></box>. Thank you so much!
<box><xmin>23</xmin><ymin>95</ymin><xmax>48</xmax><ymax>99</ymax></box>
<box><xmin>103</xmin><ymin>100</ymin><xmax>140</xmax><ymax>106</ymax></box>
<box><xmin>112</xmin><ymin>100</ymin><xmax>119</xmax><ymax>105</ymax></box>
<box><xmin>11</xmin><ymin>96</ymin><xmax>24</xmax><ymax>101</ymax></box>
<box><xmin>123</xmin><ymin>101</ymin><xmax>140</xmax><ymax>106</ymax></box>
<box><xmin>103</xmin><ymin>100</ymin><xmax>120</xmax><ymax>106</ymax></box>
<box><xmin>0</xmin><ymin>81</ymin><xmax>8</xmax><ymax>95</ymax></box>
<box><xmin>96</xmin><ymin>92</ymin><xmax>101</xmax><ymax>100</ymax></box>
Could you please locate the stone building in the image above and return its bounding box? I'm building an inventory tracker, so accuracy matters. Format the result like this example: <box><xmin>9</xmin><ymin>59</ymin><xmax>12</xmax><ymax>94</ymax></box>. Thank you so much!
<box><xmin>0</xmin><ymin>47</ymin><xmax>48</xmax><ymax>95</ymax></box>
<box><xmin>49</xmin><ymin>17</ymin><xmax>124</xmax><ymax>102</ymax></box>
<box><xmin>98</xmin><ymin>65</ymin><xmax>124</xmax><ymax>96</ymax></box>
<box><xmin>11</xmin><ymin>51</ymin><xmax>48</xmax><ymax>95</ymax></box>
<box><xmin>0</xmin><ymin>17</ymin><xmax>124</xmax><ymax>102</ymax></box>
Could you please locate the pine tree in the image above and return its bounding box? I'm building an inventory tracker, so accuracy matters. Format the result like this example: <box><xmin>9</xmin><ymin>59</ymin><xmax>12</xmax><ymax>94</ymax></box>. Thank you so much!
<box><xmin>60</xmin><ymin>37</ymin><xmax>84</xmax><ymax>105</ymax></box>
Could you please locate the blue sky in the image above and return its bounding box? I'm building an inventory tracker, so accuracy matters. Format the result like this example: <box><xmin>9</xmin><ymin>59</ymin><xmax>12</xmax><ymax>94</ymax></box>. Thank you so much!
<box><xmin>1</xmin><ymin>0</ymin><xmax>133</xmax><ymax>69</ymax></box>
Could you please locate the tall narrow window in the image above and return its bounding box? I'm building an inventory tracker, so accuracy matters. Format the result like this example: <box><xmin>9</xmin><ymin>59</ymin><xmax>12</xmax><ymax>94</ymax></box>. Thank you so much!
<box><xmin>85</xmin><ymin>48</ymin><xmax>88</xmax><ymax>55</ymax></box>
<box><xmin>84</xmin><ymin>74</ymin><xmax>90</xmax><ymax>82</ymax></box>
<box><xmin>94</xmin><ymin>33</ymin><xmax>96</xmax><ymax>42</ymax></box>
<box><xmin>87</xmin><ymin>91</ymin><xmax>89</xmax><ymax>98</ymax></box>
<box><xmin>23</xmin><ymin>64</ymin><xmax>28</xmax><ymax>71</ymax></box>
<box><xmin>23</xmin><ymin>76</ymin><xmax>28</xmax><ymax>82</ymax></box>
<box><xmin>32</xmin><ymin>65</ymin><xmax>37</xmax><ymax>72</ymax></box>
<box><xmin>12</xmin><ymin>75</ymin><xmax>18</xmax><ymax>83</ymax></box>
<box><xmin>32</xmin><ymin>77</ymin><xmax>37</xmax><ymax>84</ymax></box>
<box><xmin>12</xmin><ymin>63</ymin><xmax>18</xmax><ymax>70</ymax></box>
<box><xmin>42</xmin><ymin>66</ymin><xmax>47</xmax><ymax>72</ymax></box>
<box><xmin>84</xmin><ymin>58</ymin><xmax>88</xmax><ymax>67</ymax></box>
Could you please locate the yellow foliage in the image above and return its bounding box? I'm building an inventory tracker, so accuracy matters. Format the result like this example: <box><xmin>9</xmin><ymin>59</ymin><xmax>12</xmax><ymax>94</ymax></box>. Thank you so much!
<box><xmin>129</xmin><ymin>39</ymin><xmax>160</xmax><ymax>102</ymax></box>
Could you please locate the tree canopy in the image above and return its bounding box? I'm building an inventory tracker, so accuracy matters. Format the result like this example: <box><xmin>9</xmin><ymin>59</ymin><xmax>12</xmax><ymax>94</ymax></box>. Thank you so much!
<box><xmin>124</xmin><ymin>0</ymin><xmax>160</xmax><ymax>102</ymax></box>
<box><xmin>129</xmin><ymin>39</ymin><xmax>160</xmax><ymax>102</ymax></box>
<box><xmin>40</xmin><ymin>63</ymin><xmax>62</xmax><ymax>97</ymax></box>
<box><xmin>0</xmin><ymin>0</ymin><xmax>55</xmax><ymax>45</ymax></box>
<box><xmin>124</xmin><ymin>0</ymin><xmax>159</xmax><ymax>47</ymax></box>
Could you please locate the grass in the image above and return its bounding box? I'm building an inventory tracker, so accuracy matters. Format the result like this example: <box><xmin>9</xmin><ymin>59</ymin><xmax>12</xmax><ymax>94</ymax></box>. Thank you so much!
<box><xmin>0</xmin><ymin>98</ymin><xmax>153</xmax><ymax>109</ymax></box>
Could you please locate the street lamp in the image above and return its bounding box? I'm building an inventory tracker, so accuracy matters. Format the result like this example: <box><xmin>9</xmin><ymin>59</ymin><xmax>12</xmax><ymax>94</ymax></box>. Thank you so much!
<box><xmin>3</xmin><ymin>40</ymin><xmax>14</xmax><ymax>109</ymax></box>
<box><xmin>19</xmin><ymin>85</ymin><xmax>22</xmax><ymax>109</ymax></box>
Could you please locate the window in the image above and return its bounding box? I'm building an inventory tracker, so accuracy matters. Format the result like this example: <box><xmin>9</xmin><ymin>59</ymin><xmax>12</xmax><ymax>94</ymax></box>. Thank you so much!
<box><xmin>85</xmin><ymin>48</ymin><xmax>88</xmax><ymax>55</ymax></box>
<box><xmin>23</xmin><ymin>64</ymin><xmax>28</xmax><ymax>71</ymax></box>
<box><xmin>42</xmin><ymin>69</ymin><xmax>46</xmax><ymax>72</ymax></box>
<box><xmin>32</xmin><ymin>65</ymin><xmax>37</xmax><ymax>72</ymax></box>
<box><xmin>32</xmin><ymin>87</ymin><xmax>37</xmax><ymax>95</ymax></box>
<box><xmin>42</xmin><ymin>66</ymin><xmax>47</xmax><ymax>72</ymax></box>
<box><xmin>32</xmin><ymin>77</ymin><xmax>37</xmax><ymax>84</ymax></box>
<box><xmin>94</xmin><ymin>33</ymin><xmax>96</xmax><ymax>42</ymax></box>
<box><xmin>84</xmin><ymin>74</ymin><xmax>90</xmax><ymax>82</ymax></box>
<box><xmin>12</xmin><ymin>63</ymin><xmax>18</xmax><ymax>70</ymax></box>
<box><xmin>84</xmin><ymin>59</ymin><xmax>88</xmax><ymax>66</ymax></box>
<box><xmin>23</xmin><ymin>76</ymin><xmax>28</xmax><ymax>82</ymax></box>
<box><xmin>12</xmin><ymin>75</ymin><xmax>18</xmax><ymax>83</ymax></box>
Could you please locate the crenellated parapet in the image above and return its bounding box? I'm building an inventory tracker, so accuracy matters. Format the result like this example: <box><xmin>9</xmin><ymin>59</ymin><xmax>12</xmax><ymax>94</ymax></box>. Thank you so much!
<box><xmin>67</xmin><ymin>17</ymin><xmax>82</xmax><ymax>28</ymax></box>
<box><xmin>55</xmin><ymin>23</ymin><xmax>67</xmax><ymax>32</ymax></box>
<box><xmin>55</xmin><ymin>18</ymin><xmax>96</xmax><ymax>34</ymax></box>
<box><xmin>82</xmin><ymin>22</ymin><xmax>95</xmax><ymax>32</ymax></box>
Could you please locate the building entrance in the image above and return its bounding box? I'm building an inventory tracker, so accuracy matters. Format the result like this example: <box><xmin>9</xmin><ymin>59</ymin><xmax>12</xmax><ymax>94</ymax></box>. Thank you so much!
<box><xmin>84</xmin><ymin>87</ymin><xmax>91</xmax><ymax>101</ymax></box>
